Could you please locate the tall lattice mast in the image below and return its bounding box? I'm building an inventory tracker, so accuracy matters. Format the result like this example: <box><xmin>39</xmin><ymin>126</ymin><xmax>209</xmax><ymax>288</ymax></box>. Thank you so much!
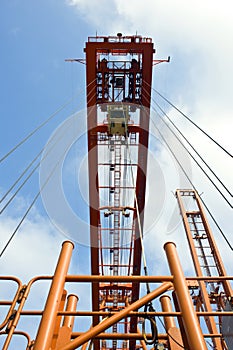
<box><xmin>84</xmin><ymin>33</ymin><xmax>154</xmax><ymax>350</ymax></box>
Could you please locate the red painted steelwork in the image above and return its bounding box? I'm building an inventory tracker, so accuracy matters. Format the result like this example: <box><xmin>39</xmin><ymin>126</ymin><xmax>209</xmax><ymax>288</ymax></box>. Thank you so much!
<box><xmin>84</xmin><ymin>34</ymin><xmax>154</xmax><ymax>350</ymax></box>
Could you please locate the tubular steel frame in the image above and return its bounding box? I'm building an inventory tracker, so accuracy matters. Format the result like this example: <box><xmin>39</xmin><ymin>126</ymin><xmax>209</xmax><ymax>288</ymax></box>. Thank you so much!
<box><xmin>0</xmin><ymin>242</ymin><xmax>232</xmax><ymax>349</ymax></box>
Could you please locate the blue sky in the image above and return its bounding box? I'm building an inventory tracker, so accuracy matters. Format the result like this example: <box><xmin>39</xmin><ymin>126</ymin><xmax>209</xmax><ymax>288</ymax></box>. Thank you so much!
<box><xmin>0</xmin><ymin>0</ymin><xmax>233</xmax><ymax>347</ymax></box>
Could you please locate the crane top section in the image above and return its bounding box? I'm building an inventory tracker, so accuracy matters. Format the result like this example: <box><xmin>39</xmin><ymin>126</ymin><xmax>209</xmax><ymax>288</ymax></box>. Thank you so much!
<box><xmin>84</xmin><ymin>33</ymin><xmax>155</xmax><ymax>108</ymax></box>
<box><xmin>84</xmin><ymin>33</ymin><xmax>155</xmax><ymax>51</ymax></box>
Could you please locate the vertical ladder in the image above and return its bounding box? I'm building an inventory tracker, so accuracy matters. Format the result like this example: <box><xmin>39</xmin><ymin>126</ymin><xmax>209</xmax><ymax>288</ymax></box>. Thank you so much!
<box><xmin>176</xmin><ymin>189</ymin><xmax>233</xmax><ymax>349</ymax></box>
<box><xmin>187</xmin><ymin>213</ymin><xmax>218</xmax><ymax>293</ymax></box>
<box><xmin>113</xmin><ymin>138</ymin><xmax>122</xmax><ymax>349</ymax></box>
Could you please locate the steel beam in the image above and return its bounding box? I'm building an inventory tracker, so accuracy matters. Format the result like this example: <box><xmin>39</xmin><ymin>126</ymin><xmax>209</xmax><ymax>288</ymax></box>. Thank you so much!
<box><xmin>58</xmin><ymin>282</ymin><xmax>172</xmax><ymax>350</ymax></box>
<box><xmin>164</xmin><ymin>242</ymin><xmax>208</xmax><ymax>350</ymax></box>
<box><xmin>34</xmin><ymin>241</ymin><xmax>74</xmax><ymax>350</ymax></box>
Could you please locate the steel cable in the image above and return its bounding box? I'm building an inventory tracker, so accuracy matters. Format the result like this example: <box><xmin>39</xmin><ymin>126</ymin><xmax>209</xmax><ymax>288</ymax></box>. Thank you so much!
<box><xmin>150</xmin><ymin>116</ymin><xmax>233</xmax><ymax>251</ymax></box>
<box><xmin>0</xmin><ymin>149</ymin><xmax>43</xmax><ymax>204</ymax></box>
<box><xmin>152</xmin><ymin>104</ymin><xmax>232</xmax><ymax>209</ymax></box>
<box><xmin>143</xmin><ymin>83</ymin><xmax>232</xmax><ymax>200</ymax></box>
<box><xmin>0</xmin><ymin>77</ymin><xmax>97</xmax><ymax>164</ymax></box>
<box><xmin>0</xmin><ymin>77</ymin><xmax>97</xmax><ymax>215</ymax></box>
<box><xmin>152</xmin><ymin>99</ymin><xmax>232</xmax><ymax>198</ymax></box>
<box><xmin>140</xmin><ymin>86</ymin><xmax>233</xmax><ymax>250</ymax></box>
<box><xmin>0</xmin><ymin>115</ymin><xmax>73</xmax><ymax>215</ymax></box>
<box><xmin>0</xmin><ymin>107</ymin><xmax>81</xmax><ymax>256</ymax></box>
<box><xmin>0</xmin><ymin>120</ymin><xmax>73</xmax><ymax>257</ymax></box>
<box><xmin>144</xmin><ymin>83</ymin><xmax>233</xmax><ymax>158</ymax></box>
<box><xmin>0</xmin><ymin>190</ymin><xmax>41</xmax><ymax>258</ymax></box>
<box><xmin>0</xmin><ymin>98</ymin><xmax>73</xmax><ymax>163</ymax></box>
<box><xmin>0</xmin><ymin>162</ymin><xmax>40</xmax><ymax>215</ymax></box>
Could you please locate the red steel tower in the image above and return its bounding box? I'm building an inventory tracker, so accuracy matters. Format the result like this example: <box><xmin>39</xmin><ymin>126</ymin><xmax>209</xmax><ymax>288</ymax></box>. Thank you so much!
<box><xmin>84</xmin><ymin>34</ymin><xmax>154</xmax><ymax>350</ymax></box>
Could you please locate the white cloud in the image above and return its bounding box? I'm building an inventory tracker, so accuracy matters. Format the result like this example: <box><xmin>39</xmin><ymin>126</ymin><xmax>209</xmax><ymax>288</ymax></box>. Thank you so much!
<box><xmin>0</xmin><ymin>208</ymin><xmax>64</xmax><ymax>282</ymax></box>
<box><xmin>66</xmin><ymin>0</ymin><xmax>233</xmax><ymax>107</ymax></box>
<box><xmin>66</xmin><ymin>0</ymin><xmax>121</xmax><ymax>30</ymax></box>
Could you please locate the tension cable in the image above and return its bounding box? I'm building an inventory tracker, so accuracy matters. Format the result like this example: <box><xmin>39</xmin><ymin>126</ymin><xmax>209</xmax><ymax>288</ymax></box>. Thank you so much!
<box><xmin>153</xmin><ymin>99</ymin><xmax>232</xmax><ymax>198</ymax></box>
<box><xmin>152</xmin><ymin>103</ymin><xmax>232</xmax><ymax>209</ymax></box>
<box><xmin>0</xmin><ymin>77</ymin><xmax>97</xmax><ymax>164</ymax></box>
<box><xmin>0</xmin><ymin>117</ymin><xmax>74</xmax><ymax>257</ymax></box>
<box><xmin>151</xmin><ymin>117</ymin><xmax>233</xmax><ymax>251</ymax></box>
<box><xmin>0</xmin><ymin>98</ymin><xmax>73</xmax><ymax>164</ymax></box>
<box><xmin>149</xmin><ymin>85</ymin><xmax>233</xmax><ymax>158</ymax></box>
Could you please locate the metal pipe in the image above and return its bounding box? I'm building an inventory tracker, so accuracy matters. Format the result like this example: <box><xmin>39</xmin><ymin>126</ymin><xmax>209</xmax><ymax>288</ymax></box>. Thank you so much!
<box><xmin>51</xmin><ymin>289</ymin><xmax>67</xmax><ymax>349</ymax></box>
<box><xmin>63</xmin><ymin>294</ymin><xmax>79</xmax><ymax>329</ymax></box>
<box><xmin>20</xmin><ymin>310</ymin><xmax>233</xmax><ymax>317</ymax></box>
<box><xmin>55</xmin><ymin>294</ymin><xmax>79</xmax><ymax>348</ymax></box>
<box><xmin>160</xmin><ymin>295</ymin><xmax>176</xmax><ymax>330</ymax></box>
<box><xmin>164</xmin><ymin>242</ymin><xmax>208</xmax><ymax>350</ymax></box>
<box><xmin>27</xmin><ymin>274</ymin><xmax>231</xmax><ymax>282</ymax></box>
<box><xmin>125</xmin><ymin>298</ymin><xmax>147</xmax><ymax>350</ymax></box>
<box><xmin>160</xmin><ymin>294</ymin><xmax>185</xmax><ymax>349</ymax></box>
<box><xmin>19</xmin><ymin>274</ymin><xmax>233</xmax><ymax>283</ymax></box>
<box><xmin>58</xmin><ymin>282</ymin><xmax>172</xmax><ymax>350</ymax></box>
<box><xmin>66</xmin><ymin>275</ymin><xmax>173</xmax><ymax>282</ymax></box>
<box><xmin>70</xmin><ymin>332</ymin><xmax>223</xmax><ymax>340</ymax></box>
<box><xmin>71</xmin><ymin>332</ymin><xmax>168</xmax><ymax>340</ymax></box>
<box><xmin>137</xmin><ymin>326</ymin><xmax>148</xmax><ymax>350</ymax></box>
<box><xmin>34</xmin><ymin>241</ymin><xmax>74</xmax><ymax>350</ymax></box>
<box><xmin>81</xmin><ymin>341</ymin><xmax>90</xmax><ymax>350</ymax></box>
<box><xmin>81</xmin><ymin>326</ymin><xmax>93</xmax><ymax>350</ymax></box>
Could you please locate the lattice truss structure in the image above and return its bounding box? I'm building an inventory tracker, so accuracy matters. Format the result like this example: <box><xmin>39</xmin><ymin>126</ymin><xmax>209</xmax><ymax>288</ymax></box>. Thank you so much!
<box><xmin>85</xmin><ymin>34</ymin><xmax>154</xmax><ymax>350</ymax></box>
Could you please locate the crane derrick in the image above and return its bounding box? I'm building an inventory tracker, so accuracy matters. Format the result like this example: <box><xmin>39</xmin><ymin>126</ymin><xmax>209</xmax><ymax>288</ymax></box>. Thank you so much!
<box><xmin>84</xmin><ymin>34</ymin><xmax>154</xmax><ymax>350</ymax></box>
